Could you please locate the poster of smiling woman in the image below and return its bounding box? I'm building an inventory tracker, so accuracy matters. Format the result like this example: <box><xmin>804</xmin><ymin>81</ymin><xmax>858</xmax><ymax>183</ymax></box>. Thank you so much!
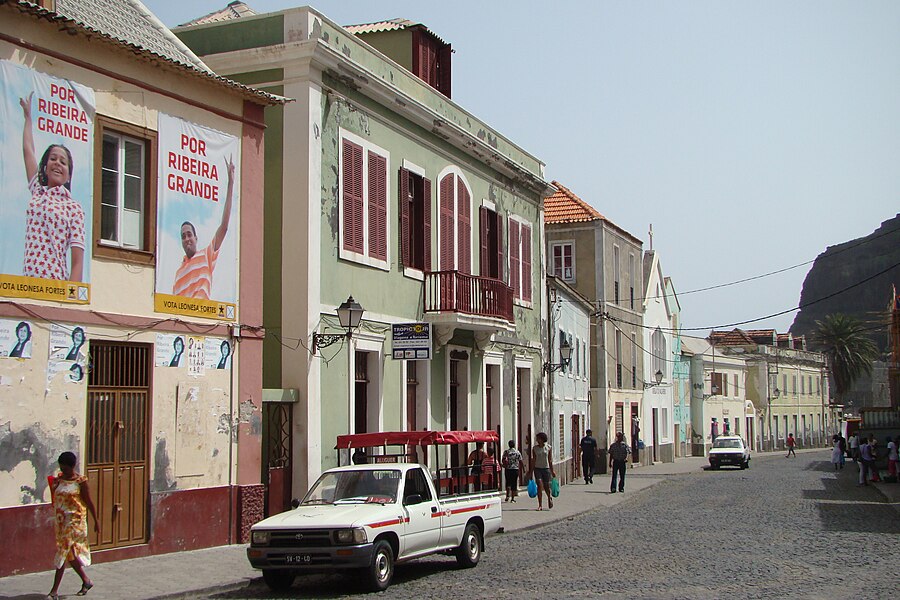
<box><xmin>155</xmin><ymin>113</ymin><xmax>239</xmax><ymax>322</ymax></box>
<box><xmin>0</xmin><ymin>61</ymin><xmax>93</xmax><ymax>304</ymax></box>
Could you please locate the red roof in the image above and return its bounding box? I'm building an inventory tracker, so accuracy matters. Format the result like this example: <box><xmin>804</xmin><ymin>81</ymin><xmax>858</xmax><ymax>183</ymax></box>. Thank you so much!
<box><xmin>544</xmin><ymin>181</ymin><xmax>642</xmax><ymax>244</ymax></box>
<box><xmin>335</xmin><ymin>430</ymin><xmax>499</xmax><ymax>449</ymax></box>
<box><xmin>544</xmin><ymin>181</ymin><xmax>605</xmax><ymax>223</ymax></box>
<box><xmin>709</xmin><ymin>329</ymin><xmax>755</xmax><ymax>346</ymax></box>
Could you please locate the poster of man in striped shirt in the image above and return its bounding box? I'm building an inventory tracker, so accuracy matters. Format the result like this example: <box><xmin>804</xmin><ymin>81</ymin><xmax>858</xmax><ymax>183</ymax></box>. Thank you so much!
<box><xmin>154</xmin><ymin>113</ymin><xmax>240</xmax><ymax>320</ymax></box>
<box><xmin>173</xmin><ymin>156</ymin><xmax>234</xmax><ymax>299</ymax></box>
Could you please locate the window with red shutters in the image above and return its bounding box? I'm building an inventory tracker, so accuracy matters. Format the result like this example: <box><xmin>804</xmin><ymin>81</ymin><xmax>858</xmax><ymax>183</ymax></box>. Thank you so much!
<box><xmin>340</xmin><ymin>133</ymin><xmax>389</xmax><ymax>267</ymax></box>
<box><xmin>399</xmin><ymin>168</ymin><xmax>431</xmax><ymax>272</ymax></box>
<box><xmin>480</xmin><ymin>207</ymin><xmax>503</xmax><ymax>279</ymax></box>
<box><xmin>342</xmin><ymin>139</ymin><xmax>364</xmax><ymax>254</ymax></box>
<box><xmin>509</xmin><ymin>219</ymin><xmax>520</xmax><ymax>297</ymax></box>
<box><xmin>521</xmin><ymin>224</ymin><xmax>532</xmax><ymax>302</ymax></box>
<box><xmin>368</xmin><ymin>151</ymin><xmax>387</xmax><ymax>260</ymax></box>
<box><xmin>439</xmin><ymin>174</ymin><xmax>455</xmax><ymax>270</ymax></box>
<box><xmin>457</xmin><ymin>176</ymin><xmax>471</xmax><ymax>274</ymax></box>
<box><xmin>400</xmin><ymin>169</ymin><xmax>410</xmax><ymax>266</ymax></box>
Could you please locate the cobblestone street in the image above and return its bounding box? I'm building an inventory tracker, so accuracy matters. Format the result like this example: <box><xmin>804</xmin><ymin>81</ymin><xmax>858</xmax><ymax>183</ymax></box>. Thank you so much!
<box><xmin>210</xmin><ymin>451</ymin><xmax>899</xmax><ymax>600</ymax></box>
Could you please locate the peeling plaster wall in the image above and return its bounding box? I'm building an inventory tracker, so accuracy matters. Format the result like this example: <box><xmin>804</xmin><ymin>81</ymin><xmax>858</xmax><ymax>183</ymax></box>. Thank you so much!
<box><xmin>0</xmin><ymin>324</ymin><xmax>87</xmax><ymax>507</ymax></box>
<box><xmin>0</xmin><ymin>324</ymin><xmax>238</xmax><ymax>508</ymax></box>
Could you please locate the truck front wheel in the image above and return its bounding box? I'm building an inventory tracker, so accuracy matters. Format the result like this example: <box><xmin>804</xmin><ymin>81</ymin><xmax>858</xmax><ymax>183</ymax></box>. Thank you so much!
<box><xmin>363</xmin><ymin>540</ymin><xmax>394</xmax><ymax>591</ymax></box>
<box><xmin>262</xmin><ymin>569</ymin><xmax>295</xmax><ymax>592</ymax></box>
<box><xmin>455</xmin><ymin>522</ymin><xmax>481</xmax><ymax>568</ymax></box>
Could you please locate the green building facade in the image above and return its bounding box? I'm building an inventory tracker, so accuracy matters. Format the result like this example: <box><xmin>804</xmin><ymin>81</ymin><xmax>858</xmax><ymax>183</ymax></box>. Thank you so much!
<box><xmin>177</xmin><ymin>7</ymin><xmax>553</xmax><ymax>501</ymax></box>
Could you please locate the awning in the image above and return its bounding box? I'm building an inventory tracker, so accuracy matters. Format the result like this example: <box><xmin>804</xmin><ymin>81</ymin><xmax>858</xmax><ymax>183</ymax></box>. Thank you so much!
<box><xmin>335</xmin><ymin>430</ymin><xmax>499</xmax><ymax>449</ymax></box>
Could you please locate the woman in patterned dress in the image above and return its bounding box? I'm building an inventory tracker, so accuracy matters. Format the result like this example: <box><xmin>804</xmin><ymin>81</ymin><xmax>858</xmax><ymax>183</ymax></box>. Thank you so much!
<box><xmin>47</xmin><ymin>452</ymin><xmax>99</xmax><ymax>599</ymax></box>
<box><xmin>19</xmin><ymin>92</ymin><xmax>86</xmax><ymax>282</ymax></box>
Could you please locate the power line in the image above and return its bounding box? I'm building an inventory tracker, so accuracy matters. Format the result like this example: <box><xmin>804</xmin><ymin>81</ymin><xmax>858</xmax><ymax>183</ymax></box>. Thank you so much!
<box><xmin>598</xmin><ymin>259</ymin><xmax>900</xmax><ymax>333</ymax></box>
<box><xmin>552</xmin><ymin>223</ymin><xmax>900</xmax><ymax>305</ymax></box>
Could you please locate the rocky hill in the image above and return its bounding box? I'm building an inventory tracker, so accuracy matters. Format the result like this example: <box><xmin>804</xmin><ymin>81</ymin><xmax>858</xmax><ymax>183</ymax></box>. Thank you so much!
<box><xmin>790</xmin><ymin>214</ymin><xmax>900</xmax><ymax>355</ymax></box>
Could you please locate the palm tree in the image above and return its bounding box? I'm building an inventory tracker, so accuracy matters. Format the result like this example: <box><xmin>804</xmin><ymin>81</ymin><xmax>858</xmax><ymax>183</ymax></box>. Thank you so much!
<box><xmin>813</xmin><ymin>314</ymin><xmax>879</xmax><ymax>402</ymax></box>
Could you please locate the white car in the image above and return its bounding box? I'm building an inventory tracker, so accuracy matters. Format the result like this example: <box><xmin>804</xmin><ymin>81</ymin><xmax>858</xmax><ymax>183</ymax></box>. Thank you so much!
<box><xmin>708</xmin><ymin>435</ymin><xmax>751</xmax><ymax>470</ymax></box>
<box><xmin>247</xmin><ymin>463</ymin><xmax>501</xmax><ymax>592</ymax></box>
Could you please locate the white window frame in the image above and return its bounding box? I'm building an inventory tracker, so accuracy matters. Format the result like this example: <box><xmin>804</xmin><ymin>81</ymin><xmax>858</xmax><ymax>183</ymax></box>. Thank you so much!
<box><xmin>550</xmin><ymin>240</ymin><xmax>575</xmax><ymax>282</ymax></box>
<box><xmin>508</xmin><ymin>213</ymin><xmax>533</xmax><ymax>308</ymax></box>
<box><xmin>339</xmin><ymin>128</ymin><xmax>391</xmax><ymax>271</ymax></box>
<box><xmin>100</xmin><ymin>130</ymin><xmax>146</xmax><ymax>250</ymax></box>
<box><xmin>401</xmin><ymin>158</ymin><xmax>428</xmax><ymax>281</ymax></box>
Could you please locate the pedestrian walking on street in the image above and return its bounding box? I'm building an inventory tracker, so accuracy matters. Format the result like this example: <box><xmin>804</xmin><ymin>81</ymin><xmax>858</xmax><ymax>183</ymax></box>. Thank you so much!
<box><xmin>47</xmin><ymin>452</ymin><xmax>100</xmax><ymax>600</ymax></box>
<box><xmin>580</xmin><ymin>429</ymin><xmax>598</xmax><ymax>484</ymax></box>
<box><xmin>858</xmin><ymin>436</ymin><xmax>871</xmax><ymax>486</ymax></box>
<box><xmin>786</xmin><ymin>433</ymin><xmax>797</xmax><ymax>457</ymax></box>
<box><xmin>849</xmin><ymin>433</ymin><xmax>859</xmax><ymax>462</ymax></box>
<box><xmin>608</xmin><ymin>431</ymin><xmax>631</xmax><ymax>493</ymax></box>
<box><xmin>528</xmin><ymin>432</ymin><xmax>555</xmax><ymax>510</ymax></box>
<box><xmin>868</xmin><ymin>435</ymin><xmax>881</xmax><ymax>483</ymax></box>
<box><xmin>831</xmin><ymin>435</ymin><xmax>843</xmax><ymax>470</ymax></box>
<box><xmin>501</xmin><ymin>440</ymin><xmax>524</xmax><ymax>502</ymax></box>
<box><xmin>838</xmin><ymin>434</ymin><xmax>847</xmax><ymax>465</ymax></box>
<box><xmin>887</xmin><ymin>436</ymin><xmax>898</xmax><ymax>480</ymax></box>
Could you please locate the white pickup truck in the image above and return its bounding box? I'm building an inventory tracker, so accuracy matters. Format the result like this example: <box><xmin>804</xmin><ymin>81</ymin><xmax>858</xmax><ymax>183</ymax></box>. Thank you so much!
<box><xmin>247</xmin><ymin>431</ymin><xmax>503</xmax><ymax>592</ymax></box>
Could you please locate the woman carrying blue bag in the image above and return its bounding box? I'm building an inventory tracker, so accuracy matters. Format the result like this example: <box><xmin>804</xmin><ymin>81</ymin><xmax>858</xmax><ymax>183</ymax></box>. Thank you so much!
<box><xmin>527</xmin><ymin>432</ymin><xmax>556</xmax><ymax>510</ymax></box>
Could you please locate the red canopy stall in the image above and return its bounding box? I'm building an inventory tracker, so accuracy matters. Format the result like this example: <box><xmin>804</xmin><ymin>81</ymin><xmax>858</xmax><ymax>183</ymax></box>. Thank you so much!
<box><xmin>334</xmin><ymin>431</ymin><xmax>502</xmax><ymax>496</ymax></box>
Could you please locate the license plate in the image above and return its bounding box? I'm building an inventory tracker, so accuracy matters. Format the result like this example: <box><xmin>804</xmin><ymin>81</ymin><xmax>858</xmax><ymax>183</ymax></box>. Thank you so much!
<box><xmin>285</xmin><ymin>554</ymin><xmax>312</xmax><ymax>564</ymax></box>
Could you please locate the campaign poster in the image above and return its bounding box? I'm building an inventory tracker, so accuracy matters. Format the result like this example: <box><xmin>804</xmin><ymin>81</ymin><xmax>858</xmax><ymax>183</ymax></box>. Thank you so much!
<box><xmin>0</xmin><ymin>61</ymin><xmax>93</xmax><ymax>304</ymax></box>
<box><xmin>155</xmin><ymin>333</ymin><xmax>186</xmax><ymax>368</ymax></box>
<box><xmin>155</xmin><ymin>113</ymin><xmax>239</xmax><ymax>321</ymax></box>
<box><xmin>204</xmin><ymin>337</ymin><xmax>232</xmax><ymax>370</ymax></box>
<box><xmin>186</xmin><ymin>335</ymin><xmax>205</xmax><ymax>377</ymax></box>
<box><xmin>47</xmin><ymin>323</ymin><xmax>88</xmax><ymax>385</ymax></box>
<box><xmin>0</xmin><ymin>318</ymin><xmax>33</xmax><ymax>359</ymax></box>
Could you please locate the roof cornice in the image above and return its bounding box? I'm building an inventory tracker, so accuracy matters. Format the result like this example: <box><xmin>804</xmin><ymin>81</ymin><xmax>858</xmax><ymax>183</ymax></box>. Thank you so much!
<box><xmin>309</xmin><ymin>40</ymin><xmax>553</xmax><ymax>197</ymax></box>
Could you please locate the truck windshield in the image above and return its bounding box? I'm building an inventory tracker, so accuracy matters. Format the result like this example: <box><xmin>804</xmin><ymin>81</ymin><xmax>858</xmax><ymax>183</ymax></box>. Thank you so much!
<box><xmin>302</xmin><ymin>469</ymin><xmax>401</xmax><ymax>505</ymax></box>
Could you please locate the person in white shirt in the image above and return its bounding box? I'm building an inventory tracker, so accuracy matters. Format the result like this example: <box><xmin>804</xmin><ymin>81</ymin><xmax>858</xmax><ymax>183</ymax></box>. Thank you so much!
<box><xmin>887</xmin><ymin>436</ymin><xmax>898</xmax><ymax>480</ymax></box>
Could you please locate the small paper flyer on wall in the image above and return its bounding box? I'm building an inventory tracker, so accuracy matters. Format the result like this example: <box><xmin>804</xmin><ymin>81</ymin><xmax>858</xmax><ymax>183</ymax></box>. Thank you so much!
<box><xmin>204</xmin><ymin>337</ymin><xmax>231</xmax><ymax>370</ymax></box>
<box><xmin>156</xmin><ymin>333</ymin><xmax>187</xmax><ymax>368</ymax></box>
<box><xmin>186</xmin><ymin>335</ymin><xmax>205</xmax><ymax>377</ymax></box>
<box><xmin>47</xmin><ymin>323</ymin><xmax>87</xmax><ymax>385</ymax></box>
<box><xmin>0</xmin><ymin>318</ymin><xmax>33</xmax><ymax>358</ymax></box>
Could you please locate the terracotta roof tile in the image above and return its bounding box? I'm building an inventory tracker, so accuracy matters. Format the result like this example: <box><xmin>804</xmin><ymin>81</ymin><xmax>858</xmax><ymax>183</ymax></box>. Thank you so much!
<box><xmin>544</xmin><ymin>181</ymin><xmax>642</xmax><ymax>244</ymax></box>
<box><xmin>544</xmin><ymin>181</ymin><xmax>604</xmax><ymax>223</ymax></box>
<box><xmin>709</xmin><ymin>329</ymin><xmax>756</xmax><ymax>346</ymax></box>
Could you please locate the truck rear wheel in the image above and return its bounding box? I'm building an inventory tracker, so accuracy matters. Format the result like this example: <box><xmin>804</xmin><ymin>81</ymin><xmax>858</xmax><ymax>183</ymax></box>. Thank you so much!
<box><xmin>363</xmin><ymin>540</ymin><xmax>394</xmax><ymax>591</ymax></box>
<box><xmin>262</xmin><ymin>569</ymin><xmax>294</xmax><ymax>592</ymax></box>
<box><xmin>455</xmin><ymin>522</ymin><xmax>481</xmax><ymax>568</ymax></box>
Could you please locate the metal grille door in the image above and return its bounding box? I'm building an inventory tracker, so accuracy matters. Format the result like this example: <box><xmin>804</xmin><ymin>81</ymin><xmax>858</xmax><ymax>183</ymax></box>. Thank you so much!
<box><xmin>86</xmin><ymin>342</ymin><xmax>150</xmax><ymax>550</ymax></box>
<box><xmin>263</xmin><ymin>403</ymin><xmax>292</xmax><ymax>516</ymax></box>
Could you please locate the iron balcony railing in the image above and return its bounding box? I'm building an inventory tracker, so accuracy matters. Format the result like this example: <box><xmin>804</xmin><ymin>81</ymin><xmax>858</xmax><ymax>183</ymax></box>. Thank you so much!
<box><xmin>424</xmin><ymin>271</ymin><xmax>514</xmax><ymax>322</ymax></box>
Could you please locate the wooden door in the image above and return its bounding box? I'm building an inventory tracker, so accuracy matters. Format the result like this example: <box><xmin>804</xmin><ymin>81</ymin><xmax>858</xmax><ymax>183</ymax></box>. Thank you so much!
<box><xmin>571</xmin><ymin>414</ymin><xmax>580</xmax><ymax>479</ymax></box>
<box><xmin>263</xmin><ymin>402</ymin><xmax>292</xmax><ymax>515</ymax></box>
<box><xmin>86</xmin><ymin>342</ymin><xmax>150</xmax><ymax>550</ymax></box>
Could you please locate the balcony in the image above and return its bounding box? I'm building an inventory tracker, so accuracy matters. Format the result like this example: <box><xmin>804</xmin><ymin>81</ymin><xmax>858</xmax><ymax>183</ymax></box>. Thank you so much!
<box><xmin>423</xmin><ymin>271</ymin><xmax>516</xmax><ymax>347</ymax></box>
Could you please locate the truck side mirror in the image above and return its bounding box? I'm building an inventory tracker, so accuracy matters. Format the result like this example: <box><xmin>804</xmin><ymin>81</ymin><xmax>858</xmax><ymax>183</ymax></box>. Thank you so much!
<box><xmin>404</xmin><ymin>494</ymin><xmax>423</xmax><ymax>506</ymax></box>
<box><xmin>290</xmin><ymin>498</ymin><xmax>300</xmax><ymax>509</ymax></box>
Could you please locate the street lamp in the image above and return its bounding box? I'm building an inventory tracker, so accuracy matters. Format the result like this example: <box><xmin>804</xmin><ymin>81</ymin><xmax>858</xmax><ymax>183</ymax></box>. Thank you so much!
<box><xmin>312</xmin><ymin>296</ymin><xmax>365</xmax><ymax>355</ymax></box>
<box><xmin>543</xmin><ymin>339</ymin><xmax>572</xmax><ymax>372</ymax></box>
<box><xmin>643</xmin><ymin>369</ymin><xmax>664</xmax><ymax>389</ymax></box>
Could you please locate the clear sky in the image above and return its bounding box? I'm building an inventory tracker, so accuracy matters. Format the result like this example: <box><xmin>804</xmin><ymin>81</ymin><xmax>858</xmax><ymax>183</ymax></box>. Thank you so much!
<box><xmin>145</xmin><ymin>0</ymin><xmax>899</xmax><ymax>335</ymax></box>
